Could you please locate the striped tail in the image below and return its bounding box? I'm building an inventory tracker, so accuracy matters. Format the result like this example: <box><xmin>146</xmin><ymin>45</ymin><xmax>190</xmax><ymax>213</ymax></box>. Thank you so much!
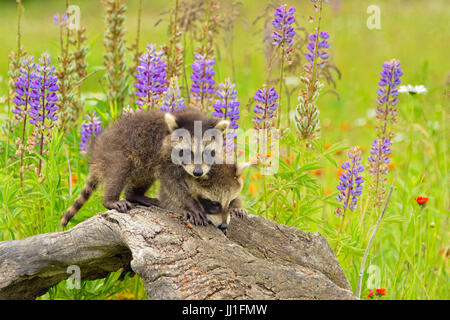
<box><xmin>61</xmin><ymin>175</ymin><xmax>98</xmax><ymax>227</ymax></box>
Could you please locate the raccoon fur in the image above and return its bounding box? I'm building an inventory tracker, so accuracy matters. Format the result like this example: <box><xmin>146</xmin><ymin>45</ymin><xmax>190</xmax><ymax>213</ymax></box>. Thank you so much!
<box><xmin>61</xmin><ymin>109</ymin><xmax>229</xmax><ymax>227</ymax></box>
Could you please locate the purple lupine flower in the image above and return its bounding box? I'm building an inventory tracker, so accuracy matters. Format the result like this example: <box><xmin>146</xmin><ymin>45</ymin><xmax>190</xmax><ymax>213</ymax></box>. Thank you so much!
<box><xmin>79</xmin><ymin>111</ymin><xmax>103</xmax><ymax>154</ymax></box>
<box><xmin>190</xmin><ymin>53</ymin><xmax>216</xmax><ymax>110</ymax></box>
<box><xmin>369</xmin><ymin>59</ymin><xmax>402</xmax><ymax>206</ymax></box>
<box><xmin>368</xmin><ymin>137</ymin><xmax>392</xmax><ymax>203</ymax></box>
<box><xmin>304</xmin><ymin>30</ymin><xmax>330</xmax><ymax>75</ymax></box>
<box><xmin>212</xmin><ymin>78</ymin><xmax>240</xmax><ymax>150</ymax></box>
<box><xmin>160</xmin><ymin>76</ymin><xmax>185</xmax><ymax>113</ymax></box>
<box><xmin>28</xmin><ymin>52</ymin><xmax>59</xmax><ymax>126</ymax></box>
<box><xmin>53</xmin><ymin>13</ymin><xmax>68</xmax><ymax>27</ymax></box>
<box><xmin>368</xmin><ymin>138</ymin><xmax>391</xmax><ymax>174</ymax></box>
<box><xmin>336</xmin><ymin>146</ymin><xmax>364</xmax><ymax>215</ymax></box>
<box><xmin>272</xmin><ymin>5</ymin><xmax>296</xmax><ymax>60</ymax></box>
<box><xmin>135</xmin><ymin>44</ymin><xmax>168</xmax><ymax>110</ymax></box>
<box><xmin>253</xmin><ymin>86</ymin><xmax>278</xmax><ymax>130</ymax></box>
<box><xmin>12</xmin><ymin>56</ymin><xmax>38</xmax><ymax>117</ymax></box>
<box><xmin>375</xmin><ymin>59</ymin><xmax>403</xmax><ymax>122</ymax></box>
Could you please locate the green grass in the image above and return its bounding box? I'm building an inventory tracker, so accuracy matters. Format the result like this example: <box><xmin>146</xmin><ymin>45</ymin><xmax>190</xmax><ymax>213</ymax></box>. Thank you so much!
<box><xmin>0</xmin><ymin>0</ymin><xmax>448</xmax><ymax>300</ymax></box>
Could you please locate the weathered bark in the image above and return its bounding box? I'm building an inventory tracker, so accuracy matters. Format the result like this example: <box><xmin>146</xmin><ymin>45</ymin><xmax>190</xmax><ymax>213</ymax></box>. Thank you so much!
<box><xmin>0</xmin><ymin>206</ymin><xmax>356</xmax><ymax>300</ymax></box>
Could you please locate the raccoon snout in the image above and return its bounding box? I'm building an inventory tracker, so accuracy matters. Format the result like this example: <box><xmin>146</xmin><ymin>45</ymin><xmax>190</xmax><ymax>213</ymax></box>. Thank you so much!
<box><xmin>193</xmin><ymin>167</ymin><xmax>203</xmax><ymax>177</ymax></box>
<box><xmin>218</xmin><ymin>223</ymin><xmax>228</xmax><ymax>230</ymax></box>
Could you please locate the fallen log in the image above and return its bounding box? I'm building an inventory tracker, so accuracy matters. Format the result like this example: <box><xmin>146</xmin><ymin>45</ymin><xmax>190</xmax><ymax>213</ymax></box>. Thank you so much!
<box><xmin>0</xmin><ymin>206</ymin><xmax>356</xmax><ymax>300</ymax></box>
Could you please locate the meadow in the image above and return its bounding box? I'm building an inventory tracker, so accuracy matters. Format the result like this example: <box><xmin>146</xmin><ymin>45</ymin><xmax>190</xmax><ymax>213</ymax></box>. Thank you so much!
<box><xmin>0</xmin><ymin>0</ymin><xmax>448</xmax><ymax>300</ymax></box>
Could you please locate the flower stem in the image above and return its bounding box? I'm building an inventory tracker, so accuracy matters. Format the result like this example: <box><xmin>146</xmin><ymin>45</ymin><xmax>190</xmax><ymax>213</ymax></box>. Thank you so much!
<box><xmin>308</xmin><ymin>0</ymin><xmax>323</xmax><ymax>101</ymax></box>
<box><xmin>277</xmin><ymin>50</ymin><xmax>285</xmax><ymax>129</ymax></box>
<box><xmin>355</xmin><ymin>170</ymin><xmax>396</xmax><ymax>298</ymax></box>
<box><xmin>37</xmin><ymin>73</ymin><xmax>47</xmax><ymax>177</ymax></box>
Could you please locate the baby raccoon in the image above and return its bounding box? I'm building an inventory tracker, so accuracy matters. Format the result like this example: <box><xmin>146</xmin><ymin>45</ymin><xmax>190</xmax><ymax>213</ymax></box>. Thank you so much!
<box><xmin>160</xmin><ymin>162</ymin><xmax>250</xmax><ymax>232</ymax></box>
<box><xmin>61</xmin><ymin>109</ymin><xmax>229</xmax><ymax>227</ymax></box>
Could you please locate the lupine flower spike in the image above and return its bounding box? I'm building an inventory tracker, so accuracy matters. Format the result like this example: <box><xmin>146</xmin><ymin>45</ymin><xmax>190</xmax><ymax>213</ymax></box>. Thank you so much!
<box><xmin>160</xmin><ymin>76</ymin><xmax>185</xmax><ymax>113</ymax></box>
<box><xmin>252</xmin><ymin>85</ymin><xmax>279</xmax><ymax>213</ymax></box>
<box><xmin>54</xmin><ymin>11</ymin><xmax>76</xmax><ymax>128</ymax></box>
<box><xmin>304</xmin><ymin>31</ymin><xmax>330</xmax><ymax>76</ymax></box>
<box><xmin>272</xmin><ymin>5</ymin><xmax>296</xmax><ymax>62</ymax></box>
<box><xmin>12</xmin><ymin>56</ymin><xmax>37</xmax><ymax>119</ymax></box>
<box><xmin>212</xmin><ymin>78</ymin><xmax>240</xmax><ymax>152</ymax></box>
<box><xmin>295</xmin><ymin>0</ymin><xmax>330</xmax><ymax>142</ymax></box>
<box><xmin>12</xmin><ymin>55</ymin><xmax>37</xmax><ymax>181</ymax></box>
<box><xmin>28</xmin><ymin>52</ymin><xmax>59</xmax><ymax>176</ymax></box>
<box><xmin>79</xmin><ymin>112</ymin><xmax>103</xmax><ymax>155</ymax></box>
<box><xmin>190</xmin><ymin>53</ymin><xmax>216</xmax><ymax>111</ymax></box>
<box><xmin>370</xmin><ymin>59</ymin><xmax>403</xmax><ymax>206</ymax></box>
<box><xmin>368</xmin><ymin>138</ymin><xmax>391</xmax><ymax>176</ymax></box>
<box><xmin>253</xmin><ymin>85</ymin><xmax>279</xmax><ymax>166</ymax></box>
<box><xmin>103</xmin><ymin>0</ymin><xmax>128</xmax><ymax>108</ymax></box>
<box><xmin>375</xmin><ymin>59</ymin><xmax>402</xmax><ymax>126</ymax></box>
<box><xmin>253</xmin><ymin>86</ymin><xmax>278</xmax><ymax>130</ymax></box>
<box><xmin>135</xmin><ymin>44</ymin><xmax>168</xmax><ymax>110</ymax></box>
<box><xmin>271</xmin><ymin>4</ymin><xmax>295</xmax><ymax>128</ymax></box>
<box><xmin>336</xmin><ymin>146</ymin><xmax>364</xmax><ymax>220</ymax></box>
<box><xmin>28</xmin><ymin>53</ymin><xmax>59</xmax><ymax>126</ymax></box>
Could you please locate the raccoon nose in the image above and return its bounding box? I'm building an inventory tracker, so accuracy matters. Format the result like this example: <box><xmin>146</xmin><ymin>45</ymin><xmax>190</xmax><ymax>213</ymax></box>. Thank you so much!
<box><xmin>193</xmin><ymin>167</ymin><xmax>203</xmax><ymax>177</ymax></box>
<box><xmin>218</xmin><ymin>223</ymin><xmax>228</xmax><ymax>230</ymax></box>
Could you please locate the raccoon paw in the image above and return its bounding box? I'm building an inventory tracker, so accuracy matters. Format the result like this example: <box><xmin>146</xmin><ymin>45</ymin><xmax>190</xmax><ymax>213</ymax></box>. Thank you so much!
<box><xmin>185</xmin><ymin>209</ymin><xmax>208</xmax><ymax>226</ymax></box>
<box><xmin>231</xmin><ymin>208</ymin><xmax>247</xmax><ymax>219</ymax></box>
<box><xmin>127</xmin><ymin>195</ymin><xmax>160</xmax><ymax>207</ymax></box>
<box><xmin>106</xmin><ymin>200</ymin><xmax>133</xmax><ymax>213</ymax></box>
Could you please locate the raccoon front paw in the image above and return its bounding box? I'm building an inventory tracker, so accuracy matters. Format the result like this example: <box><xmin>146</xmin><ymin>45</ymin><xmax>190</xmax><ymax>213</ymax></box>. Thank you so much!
<box><xmin>105</xmin><ymin>199</ymin><xmax>133</xmax><ymax>213</ymax></box>
<box><xmin>231</xmin><ymin>208</ymin><xmax>247</xmax><ymax>219</ymax></box>
<box><xmin>185</xmin><ymin>209</ymin><xmax>208</xmax><ymax>226</ymax></box>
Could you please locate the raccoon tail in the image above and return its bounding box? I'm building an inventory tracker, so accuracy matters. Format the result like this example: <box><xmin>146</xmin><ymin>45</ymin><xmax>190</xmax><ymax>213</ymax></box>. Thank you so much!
<box><xmin>60</xmin><ymin>175</ymin><xmax>99</xmax><ymax>227</ymax></box>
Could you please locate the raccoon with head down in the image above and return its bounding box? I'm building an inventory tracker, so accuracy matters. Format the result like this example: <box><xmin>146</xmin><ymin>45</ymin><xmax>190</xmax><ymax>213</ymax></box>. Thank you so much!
<box><xmin>61</xmin><ymin>109</ymin><xmax>229</xmax><ymax>227</ymax></box>
<box><xmin>160</xmin><ymin>162</ymin><xmax>250</xmax><ymax>232</ymax></box>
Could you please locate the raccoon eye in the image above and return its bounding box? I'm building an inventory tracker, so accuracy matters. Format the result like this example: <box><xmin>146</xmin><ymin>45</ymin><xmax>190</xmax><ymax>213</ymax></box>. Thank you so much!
<box><xmin>210</xmin><ymin>150</ymin><xmax>216</xmax><ymax>157</ymax></box>
<box><xmin>179</xmin><ymin>149</ymin><xmax>191</xmax><ymax>160</ymax></box>
<box><xmin>198</xmin><ymin>197</ymin><xmax>221</xmax><ymax>214</ymax></box>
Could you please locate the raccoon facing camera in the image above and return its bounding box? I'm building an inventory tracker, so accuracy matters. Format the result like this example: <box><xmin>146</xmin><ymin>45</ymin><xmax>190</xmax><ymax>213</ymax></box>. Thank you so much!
<box><xmin>61</xmin><ymin>109</ymin><xmax>229</xmax><ymax>227</ymax></box>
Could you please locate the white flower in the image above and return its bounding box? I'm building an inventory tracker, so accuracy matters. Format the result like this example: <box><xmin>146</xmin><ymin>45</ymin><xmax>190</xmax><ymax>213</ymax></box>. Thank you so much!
<box><xmin>398</xmin><ymin>84</ymin><xmax>427</xmax><ymax>95</ymax></box>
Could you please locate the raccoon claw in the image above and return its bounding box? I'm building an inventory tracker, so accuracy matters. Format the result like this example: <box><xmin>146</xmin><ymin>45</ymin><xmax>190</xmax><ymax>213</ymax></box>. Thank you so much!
<box><xmin>231</xmin><ymin>208</ymin><xmax>247</xmax><ymax>219</ymax></box>
<box><xmin>109</xmin><ymin>200</ymin><xmax>133</xmax><ymax>213</ymax></box>
<box><xmin>186</xmin><ymin>210</ymin><xmax>208</xmax><ymax>226</ymax></box>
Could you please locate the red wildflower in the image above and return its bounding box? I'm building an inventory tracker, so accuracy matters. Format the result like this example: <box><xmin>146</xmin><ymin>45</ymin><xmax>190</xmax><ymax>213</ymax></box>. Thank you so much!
<box><xmin>375</xmin><ymin>288</ymin><xmax>386</xmax><ymax>296</ymax></box>
<box><xmin>414</xmin><ymin>196</ymin><xmax>429</xmax><ymax>206</ymax></box>
<box><xmin>367</xmin><ymin>289</ymin><xmax>374</xmax><ymax>298</ymax></box>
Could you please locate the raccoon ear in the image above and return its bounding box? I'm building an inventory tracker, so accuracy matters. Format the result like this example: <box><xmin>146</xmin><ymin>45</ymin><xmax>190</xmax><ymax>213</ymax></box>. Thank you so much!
<box><xmin>165</xmin><ymin>113</ymin><xmax>178</xmax><ymax>133</ymax></box>
<box><xmin>235</xmin><ymin>162</ymin><xmax>251</xmax><ymax>176</ymax></box>
<box><xmin>214</xmin><ymin>119</ymin><xmax>230</xmax><ymax>132</ymax></box>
